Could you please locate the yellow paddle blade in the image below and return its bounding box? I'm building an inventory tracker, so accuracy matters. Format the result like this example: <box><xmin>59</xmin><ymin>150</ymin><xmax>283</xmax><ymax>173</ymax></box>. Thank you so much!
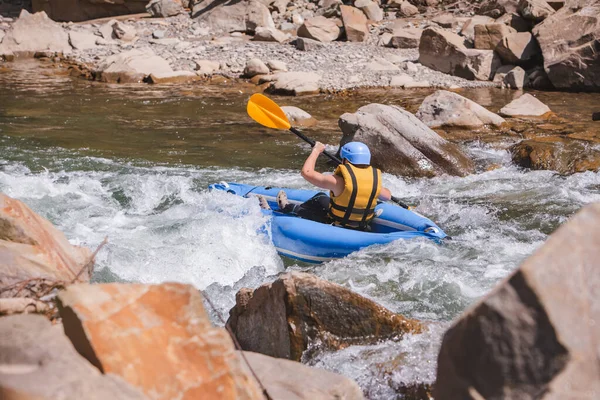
<box><xmin>247</xmin><ymin>93</ymin><xmax>291</xmax><ymax>130</ymax></box>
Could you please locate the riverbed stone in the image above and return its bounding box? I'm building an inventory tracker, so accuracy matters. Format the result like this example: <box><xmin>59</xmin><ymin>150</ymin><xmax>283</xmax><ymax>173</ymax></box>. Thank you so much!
<box><xmin>340</xmin><ymin>5</ymin><xmax>368</xmax><ymax>42</ymax></box>
<box><xmin>436</xmin><ymin>202</ymin><xmax>600</xmax><ymax>398</ymax></box>
<box><xmin>495</xmin><ymin>31</ymin><xmax>540</xmax><ymax>66</ymax></box>
<box><xmin>112</xmin><ymin>21</ymin><xmax>137</xmax><ymax>42</ymax></box>
<box><xmin>499</xmin><ymin>93</ymin><xmax>551</xmax><ymax>117</ymax></box>
<box><xmin>398</xmin><ymin>1</ymin><xmax>419</xmax><ymax>17</ymax></box>
<box><xmin>253</xmin><ymin>26</ymin><xmax>289</xmax><ymax>42</ymax></box>
<box><xmin>367</xmin><ymin>57</ymin><xmax>400</xmax><ymax>71</ymax></box>
<box><xmin>68</xmin><ymin>29</ymin><xmax>98</xmax><ymax>50</ymax></box>
<box><xmin>339</xmin><ymin>103</ymin><xmax>475</xmax><ymax>177</ymax></box>
<box><xmin>96</xmin><ymin>48</ymin><xmax>173</xmax><ymax>83</ymax></box>
<box><xmin>58</xmin><ymin>283</ymin><xmax>265</xmax><ymax>400</ymax></box>
<box><xmin>358</xmin><ymin>1</ymin><xmax>383</xmax><ymax>21</ymax></box>
<box><xmin>532</xmin><ymin>0</ymin><xmax>600</xmax><ymax>91</ymax></box>
<box><xmin>295</xmin><ymin>36</ymin><xmax>325</xmax><ymax>51</ymax></box>
<box><xmin>419</xmin><ymin>27</ymin><xmax>501</xmax><ymax>81</ymax></box>
<box><xmin>0</xmin><ymin>193</ymin><xmax>91</xmax><ymax>290</ymax></box>
<box><xmin>297</xmin><ymin>16</ymin><xmax>340</xmax><ymax>42</ymax></box>
<box><xmin>269</xmin><ymin>71</ymin><xmax>321</xmax><ymax>95</ymax></box>
<box><xmin>473</xmin><ymin>23</ymin><xmax>515</xmax><ymax>50</ymax></box>
<box><xmin>0</xmin><ymin>10</ymin><xmax>71</xmax><ymax>58</ymax></box>
<box><xmin>267</xmin><ymin>59</ymin><xmax>287</xmax><ymax>72</ymax></box>
<box><xmin>244</xmin><ymin>57</ymin><xmax>269</xmax><ymax>77</ymax></box>
<box><xmin>146</xmin><ymin>0</ymin><xmax>185</xmax><ymax>17</ymax></box>
<box><xmin>148</xmin><ymin>71</ymin><xmax>201</xmax><ymax>84</ymax></box>
<box><xmin>0</xmin><ymin>314</ymin><xmax>147</xmax><ymax>400</ymax></box>
<box><xmin>504</xmin><ymin>65</ymin><xmax>527</xmax><ymax>88</ymax></box>
<box><xmin>31</xmin><ymin>0</ymin><xmax>148</xmax><ymax>22</ymax></box>
<box><xmin>281</xmin><ymin>106</ymin><xmax>318</xmax><ymax>127</ymax></box>
<box><xmin>387</xmin><ymin>27</ymin><xmax>422</xmax><ymax>48</ymax></box>
<box><xmin>518</xmin><ymin>0</ymin><xmax>555</xmax><ymax>22</ymax></box>
<box><xmin>416</xmin><ymin>90</ymin><xmax>506</xmax><ymax>128</ymax></box>
<box><xmin>227</xmin><ymin>272</ymin><xmax>423</xmax><ymax>361</ymax></box>
<box><xmin>192</xmin><ymin>0</ymin><xmax>274</xmax><ymax>34</ymax></box>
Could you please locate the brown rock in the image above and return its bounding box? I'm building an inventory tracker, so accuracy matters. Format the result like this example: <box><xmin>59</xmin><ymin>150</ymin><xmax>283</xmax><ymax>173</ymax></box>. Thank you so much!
<box><xmin>435</xmin><ymin>202</ymin><xmax>600</xmax><ymax>399</ymax></box>
<box><xmin>253</xmin><ymin>26</ymin><xmax>290</xmax><ymax>42</ymax></box>
<box><xmin>473</xmin><ymin>23</ymin><xmax>515</xmax><ymax>50</ymax></box>
<box><xmin>227</xmin><ymin>272</ymin><xmax>423</xmax><ymax>361</ymax></box>
<box><xmin>518</xmin><ymin>0</ymin><xmax>555</xmax><ymax>22</ymax></box>
<box><xmin>495</xmin><ymin>31</ymin><xmax>540</xmax><ymax>65</ymax></box>
<box><xmin>32</xmin><ymin>0</ymin><xmax>148</xmax><ymax>22</ymax></box>
<box><xmin>146</xmin><ymin>0</ymin><xmax>185</xmax><ymax>18</ymax></box>
<box><xmin>340</xmin><ymin>5</ymin><xmax>368</xmax><ymax>42</ymax></box>
<box><xmin>0</xmin><ymin>193</ymin><xmax>91</xmax><ymax>288</ymax></box>
<box><xmin>458</xmin><ymin>15</ymin><xmax>495</xmax><ymax>41</ymax></box>
<box><xmin>147</xmin><ymin>71</ymin><xmax>201</xmax><ymax>84</ymax></box>
<box><xmin>295</xmin><ymin>36</ymin><xmax>325</xmax><ymax>51</ymax></box>
<box><xmin>510</xmin><ymin>136</ymin><xmax>600</xmax><ymax>174</ymax></box>
<box><xmin>192</xmin><ymin>0</ymin><xmax>274</xmax><ymax>34</ymax></box>
<box><xmin>297</xmin><ymin>16</ymin><xmax>341</xmax><ymax>42</ymax></box>
<box><xmin>0</xmin><ymin>314</ymin><xmax>148</xmax><ymax>400</ymax></box>
<box><xmin>476</xmin><ymin>0</ymin><xmax>517</xmax><ymax>18</ymax></box>
<box><xmin>58</xmin><ymin>283</ymin><xmax>264</xmax><ymax>400</ymax></box>
<box><xmin>533</xmin><ymin>0</ymin><xmax>600</xmax><ymax>91</ymax></box>
<box><xmin>388</xmin><ymin>27</ymin><xmax>422</xmax><ymax>48</ymax></box>
<box><xmin>495</xmin><ymin>12</ymin><xmax>532</xmax><ymax>31</ymax></box>
<box><xmin>357</xmin><ymin>1</ymin><xmax>383</xmax><ymax>21</ymax></box>
<box><xmin>398</xmin><ymin>1</ymin><xmax>419</xmax><ymax>17</ymax></box>
<box><xmin>338</xmin><ymin>103</ymin><xmax>475</xmax><ymax>177</ymax></box>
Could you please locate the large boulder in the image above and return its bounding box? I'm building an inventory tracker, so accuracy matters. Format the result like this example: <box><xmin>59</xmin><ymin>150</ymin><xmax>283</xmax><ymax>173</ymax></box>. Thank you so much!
<box><xmin>499</xmin><ymin>93</ymin><xmax>551</xmax><ymax>117</ymax></box>
<box><xmin>419</xmin><ymin>27</ymin><xmax>501</xmax><ymax>81</ymax></box>
<box><xmin>458</xmin><ymin>15</ymin><xmax>495</xmax><ymax>41</ymax></box>
<box><xmin>0</xmin><ymin>314</ymin><xmax>147</xmax><ymax>400</ymax></box>
<box><xmin>356</xmin><ymin>0</ymin><xmax>383</xmax><ymax>21</ymax></box>
<box><xmin>0</xmin><ymin>10</ymin><xmax>71</xmax><ymax>58</ymax></box>
<box><xmin>192</xmin><ymin>0</ymin><xmax>274</xmax><ymax>34</ymax></box>
<box><xmin>416</xmin><ymin>90</ymin><xmax>506</xmax><ymax>128</ymax></box>
<box><xmin>146</xmin><ymin>0</ymin><xmax>185</xmax><ymax>18</ymax></box>
<box><xmin>269</xmin><ymin>71</ymin><xmax>321</xmax><ymax>95</ymax></box>
<box><xmin>31</xmin><ymin>0</ymin><xmax>148</xmax><ymax>22</ymax></box>
<box><xmin>473</xmin><ymin>23</ymin><xmax>515</xmax><ymax>50</ymax></box>
<box><xmin>68</xmin><ymin>29</ymin><xmax>98</xmax><ymax>50</ymax></box>
<box><xmin>297</xmin><ymin>16</ymin><xmax>341</xmax><ymax>42</ymax></box>
<box><xmin>227</xmin><ymin>272</ymin><xmax>423</xmax><ymax>361</ymax></box>
<box><xmin>476</xmin><ymin>0</ymin><xmax>520</xmax><ymax>18</ymax></box>
<box><xmin>532</xmin><ymin>0</ymin><xmax>600</xmax><ymax>91</ymax></box>
<box><xmin>493</xmin><ymin>65</ymin><xmax>528</xmax><ymax>88</ymax></box>
<box><xmin>95</xmin><ymin>48</ymin><xmax>174</xmax><ymax>83</ymax></box>
<box><xmin>495</xmin><ymin>31</ymin><xmax>540</xmax><ymax>66</ymax></box>
<box><xmin>435</xmin><ymin>202</ymin><xmax>600</xmax><ymax>399</ymax></box>
<box><xmin>496</xmin><ymin>11</ymin><xmax>532</xmax><ymax>31</ymax></box>
<box><xmin>510</xmin><ymin>136</ymin><xmax>600</xmax><ymax>174</ymax></box>
<box><xmin>518</xmin><ymin>0</ymin><xmax>555</xmax><ymax>22</ymax></box>
<box><xmin>0</xmin><ymin>193</ymin><xmax>91</xmax><ymax>290</ymax></box>
<box><xmin>242</xmin><ymin>351</ymin><xmax>364</xmax><ymax>399</ymax></box>
<box><xmin>387</xmin><ymin>27</ymin><xmax>422</xmax><ymax>48</ymax></box>
<box><xmin>338</xmin><ymin>103</ymin><xmax>475</xmax><ymax>177</ymax></box>
<box><xmin>58</xmin><ymin>283</ymin><xmax>265</xmax><ymax>400</ymax></box>
<box><xmin>281</xmin><ymin>106</ymin><xmax>318</xmax><ymax>127</ymax></box>
<box><xmin>340</xmin><ymin>5</ymin><xmax>368</xmax><ymax>42</ymax></box>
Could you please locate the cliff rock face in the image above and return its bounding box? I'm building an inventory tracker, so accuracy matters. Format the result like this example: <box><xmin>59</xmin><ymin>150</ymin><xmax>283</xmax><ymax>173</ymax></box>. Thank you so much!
<box><xmin>32</xmin><ymin>0</ymin><xmax>150</xmax><ymax>22</ymax></box>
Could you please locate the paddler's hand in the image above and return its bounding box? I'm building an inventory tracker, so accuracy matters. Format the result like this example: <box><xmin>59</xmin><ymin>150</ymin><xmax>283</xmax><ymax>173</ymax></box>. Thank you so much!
<box><xmin>312</xmin><ymin>141</ymin><xmax>326</xmax><ymax>154</ymax></box>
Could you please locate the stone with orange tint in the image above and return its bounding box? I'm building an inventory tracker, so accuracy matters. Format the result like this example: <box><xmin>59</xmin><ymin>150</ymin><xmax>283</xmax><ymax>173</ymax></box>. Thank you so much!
<box><xmin>58</xmin><ymin>283</ymin><xmax>264</xmax><ymax>400</ymax></box>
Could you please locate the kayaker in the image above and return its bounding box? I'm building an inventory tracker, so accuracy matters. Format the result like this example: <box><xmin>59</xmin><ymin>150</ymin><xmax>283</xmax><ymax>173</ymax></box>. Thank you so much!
<box><xmin>258</xmin><ymin>141</ymin><xmax>392</xmax><ymax>231</ymax></box>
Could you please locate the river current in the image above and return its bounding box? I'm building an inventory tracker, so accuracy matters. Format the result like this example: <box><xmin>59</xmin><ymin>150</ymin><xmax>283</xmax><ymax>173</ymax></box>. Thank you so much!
<box><xmin>2</xmin><ymin>63</ymin><xmax>599</xmax><ymax>397</ymax></box>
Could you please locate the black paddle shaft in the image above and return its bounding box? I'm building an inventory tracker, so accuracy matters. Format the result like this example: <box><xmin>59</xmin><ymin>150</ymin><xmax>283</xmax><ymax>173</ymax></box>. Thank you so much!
<box><xmin>290</xmin><ymin>127</ymin><xmax>410</xmax><ymax>210</ymax></box>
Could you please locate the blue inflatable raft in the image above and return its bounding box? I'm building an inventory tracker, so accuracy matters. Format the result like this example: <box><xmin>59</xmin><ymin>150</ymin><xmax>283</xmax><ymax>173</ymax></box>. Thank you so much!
<box><xmin>209</xmin><ymin>182</ymin><xmax>447</xmax><ymax>263</ymax></box>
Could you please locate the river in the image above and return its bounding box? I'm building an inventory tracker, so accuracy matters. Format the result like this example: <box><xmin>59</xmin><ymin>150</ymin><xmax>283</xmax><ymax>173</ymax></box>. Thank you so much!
<box><xmin>2</xmin><ymin>62</ymin><xmax>600</xmax><ymax>397</ymax></box>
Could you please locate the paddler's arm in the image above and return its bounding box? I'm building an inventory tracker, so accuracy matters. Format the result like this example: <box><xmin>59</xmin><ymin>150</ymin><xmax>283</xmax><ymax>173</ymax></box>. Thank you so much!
<box><xmin>301</xmin><ymin>142</ymin><xmax>344</xmax><ymax>196</ymax></box>
<box><xmin>379</xmin><ymin>187</ymin><xmax>392</xmax><ymax>202</ymax></box>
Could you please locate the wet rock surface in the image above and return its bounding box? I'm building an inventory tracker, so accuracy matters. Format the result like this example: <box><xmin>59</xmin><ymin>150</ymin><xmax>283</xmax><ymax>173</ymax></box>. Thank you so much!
<box><xmin>499</xmin><ymin>93</ymin><xmax>551</xmax><ymax>117</ymax></box>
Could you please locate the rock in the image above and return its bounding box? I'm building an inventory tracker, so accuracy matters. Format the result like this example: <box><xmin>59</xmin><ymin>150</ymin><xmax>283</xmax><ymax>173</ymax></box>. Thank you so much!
<box><xmin>241</xmin><ymin>351</ymin><xmax>364</xmax><ymax>399</ymax></box>
<box><xmin>495</xmin><ymin>12</ymin><xmax>531</xmax><ymax>32</ymax></box>
<box><xmin>295</xmin><ymin>36</ymin><xmax>325</xmax><ymax>51</ymax></box>
<box><xmin>195</xmin><ymin>59</ymin><xmax>221</xmax><ymax>74</ymax></box>
<box><xmin>398</xmin><ymin>1</ymin><xmax>419</xmax><ymax>17</ymax></box>
<box><xmin>518</xmin><ymin>0</ymin><xmax>555</xmax><ymax>22</ymax></box>
<box><xmin>58</xmin><ymin>283</ymin><xmax>265</xmax><ymax>400</ymax></box>
<box><xmin>266</xmin><ymin>59</ymin><xmax>287</xmax><ymax>72</ymax></box>
<box><xmin>416</xmin><ymin>90</ymin><xmax>506</xmax><ymax>128</ymax></box>
<box><xmin>192</xmin><ymin>0</ymin><xmax>274</xmax><ymax>34</ymax></box>
<box><xmin>340</xmin><ymin>5</ymin><xmax>368</xmax><ymax>42</ymax></box>
<box><xmin>390</xmin><ymin>74</ymin><xmax>415</xmax><ymax>87</ymax></box>
<box><xmin>152</xmin><ymin>30</ymin><xmax>165</xmax><ymax>39</ymax></box>
<box><xmin>419</xmin><ymin>28</ymin><xmax>501</xmax><ymax>81</ymax></box>
<box><xmin>297</xmin><ymin>16</ymin><xmax>340</xmax><ymax>42</ymax></box>
<box><xmin>476</xmin><ymin>0</ymin><xmax>515</xmax><ymax>18</ymax></box>
<box><xmin>435</xmin><ymin>202</ymin><xmax>600</xmax><ymax>399</ymax></box>
<box><xmin>0</xmin><ymin>11</ymin><xmax>71</xmax><ymax>58</ymax></box>
<box><xmin>0</xmin><ymin>314</ymin><xmax>147</xmax><ymax>400</ymax></box>
<box><xmin>510</xmin><ymin>136</ymin><xmax>600</xmax><ymax>174</ymax></box>
<box><xmin>459</xmin><ymin>16</ymin><xmax>496</xmax><ymax>41</ymax></box>
<box><xmin>281</xmin><ymin>106</ymin><xmax>318</xmax><ymax>127</ymax></box>
<box><xmin>146</xmin><ymin>0</ymin><xmax>185</xmax><ymax>17</ymax></box>
<box><xmin>495</xmin><ymin>31</ymin><xmax>540</xmax><ymax>66</ymax></box>
<box><xmin>366</xmin><ymin>57</ymin><xmax>400</xmax><ymax>71</ymax></box>
<box><xmin>338</xmin><ymin>103</ymin><xmax>475</xmax><ymax>177</ymax></box>
<box><xmin>96</xmin><ymin>48</ymin><xmax>173</xmax><ymax>84</ymax></box>
<box><xmin>499</xmin><ymin>93</ymin><xmax>551</xmax><ymax>117</ymax></box>
<box><xmin>532</xmin><ymin>1</ymin><xmax>600</xmax><ymax>91</ymax></box>
<box><xmin>269</xmin><ymin>71</ymin><xmax>321</xmax><ymax>95</ymax></box>
<box><xmin>31</xmin><ymin>0</ymin><xmax>148</xmax><ymax>22</ymax></box>
<box><xmin>387</xmin><ymin>27</ymin><xmax>422</xmax><ymax>48</ymax></box>
<box><xmin>0</xmin><ymin>31</ymin><xmax>4</xmax><ymax>44</ymax></box>
<box><xmin>227</xmin><ymin>272</ymin><xmax>422</xmax><ymax>361</ymax></box>
<box><xmin>148</xmin><ymin>71</ymin><xmax>201</xmax><ymax>84</ymax></box>
<box><xmin>0</xmin><ymin>193</ymin><xmax>91</xmax><ymax>289</ymax></box>
<box><xmin>404</xmin><ymin>80</ymin><xmax>431</xmax><ymax>88</ymax></box>
<box><xmin>112</xmin><ymin>21</ymin><xmax>136</xmax><ymax>42</ymax></box>
<box><xmin>244</xmin><ymin>58</ymin><xmax>269</xmax><ymax>77</ymax></box>
<box><xmin>504</xmin><ymin>65</ymin><xmax>527</xmax><ymax>88</ymax></box>
<box><xmin>593</xmin><ymin>112</ymin><xmax>600</xmax><ymax>121</ymax></box>
<box><xmin>253</xmin><ymin>26</ymin><xmax>289</xmax><ymax>42</ymax></box>
<box><xmin>68</xmin><ymin>30</ymin><xmax>98</xmax><ymax>50</ymax></box>
<box><xmin>99</xmin><ymin>19</ymin><xmax>117</xmax><ymax>41</ymax></box>
<box><xmin>358</xmin><ymin>1</ymin><xmax>383</xmax><ymax>21</ymax></box>
<box><xmin>473</xmin><ymin>23</ymin><xmax>515</xmax><ymax>50</ymax></box>
<box><xmin>0</xmin><ymin>297</ymin><xmax>49</xmax><ymax>315</ymax></box>
<box><xmin>432</xmin><ymin>13</ymin><xmax>457</xmax><ymax>28</ymax></box>
<box><xmin>527</xmin><ymin>65</ymin><xmax>554</xmax><ymax>90</ymax></box>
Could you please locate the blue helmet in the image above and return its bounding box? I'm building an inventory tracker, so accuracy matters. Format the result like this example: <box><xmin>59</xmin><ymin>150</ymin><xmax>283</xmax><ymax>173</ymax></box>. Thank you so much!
<box><xmin>340</xmin><ymin>142</ymin><xmax>371</xmax><ymax>165</ymax></box>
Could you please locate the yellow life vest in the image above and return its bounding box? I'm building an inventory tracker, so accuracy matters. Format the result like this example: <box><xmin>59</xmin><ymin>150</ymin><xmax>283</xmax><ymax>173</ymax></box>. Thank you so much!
<box><xmin>328</xmin><ymin>163</ymin><xmax>382</xmax><ymax>230</ymax></box>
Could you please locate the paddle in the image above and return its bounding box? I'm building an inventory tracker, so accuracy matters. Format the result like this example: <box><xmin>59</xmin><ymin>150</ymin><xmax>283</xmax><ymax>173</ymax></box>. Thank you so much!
<box><xmin>246</xmin><ymin>93</ymin><xmax>411</xmax><ymax>210</ymax></box>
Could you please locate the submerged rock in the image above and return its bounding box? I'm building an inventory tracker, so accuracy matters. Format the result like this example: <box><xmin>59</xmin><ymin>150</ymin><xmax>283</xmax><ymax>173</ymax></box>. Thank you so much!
<box><xmin>227</xmin><ymin>272</ymin><xmax>423</xmax><ymax>361</ymax></box>
<box><xmin>338</xmin><ymin>103</ymin><xmax>476</xmax><ymax>177</ymax></box>
<box><xmin>282</xmin><ymin>106</ymin><xmax>318</xmax><ymax>127</ymax></box>
<box><xmin>435</xmin><ymin>202</ymin><xmax>600</xmax><ymax>398</ymax></box>
<box><xmin>0</xmin><ymin>193</ymin><xmax>91</xmax><ymax>289</ymax></box>
<box><xmin>58</xmin><ymin>283</ymin><xmax>265</xmax><ymax>400</ymax></box>
<box><xmin>499</xmin><ymin>93</ymin><xmax>551</xmax><ymax>117</ymax></box>
<box><xmin>416</xmin><ymin>90</ymin><xmax>506</xmax><ymax>128</ymax></box>
<box><xmin>0</xmin><ymin>314</ymin><xmax>147</xmax><ymax>400</ymax></box>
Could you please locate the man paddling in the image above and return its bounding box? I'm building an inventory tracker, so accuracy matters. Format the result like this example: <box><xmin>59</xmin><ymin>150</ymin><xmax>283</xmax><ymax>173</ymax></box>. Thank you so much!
<box><xmin>258</xmin><ymin>141</ymin><xmax>392</xmax><ymax>231</ymax></box>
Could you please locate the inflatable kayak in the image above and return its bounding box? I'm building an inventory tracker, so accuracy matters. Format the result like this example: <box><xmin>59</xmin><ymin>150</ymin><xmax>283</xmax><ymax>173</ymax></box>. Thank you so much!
<box><xmin>209</xmin><ymin>182</ymin><xmax>447</xmax><ymax>263</ymax></box>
